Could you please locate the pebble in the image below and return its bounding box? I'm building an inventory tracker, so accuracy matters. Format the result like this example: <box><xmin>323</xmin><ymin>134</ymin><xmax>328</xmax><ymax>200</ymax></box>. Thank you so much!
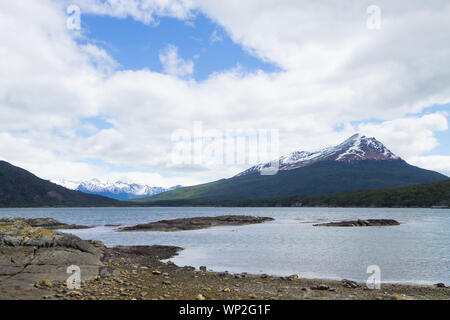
<box><xmin>196</xmin><ymin>294</ymin><xmax>206</xmax><ymax>300</ymax></box>
<box><xmin>35</xmin><ymin>280</ymin><xmax>52</xmax><ymax>288</ymax></box>
<box><xmin>311</xmin><ymin>284</ymin><xmax>329</xmax><ymax>291</ymax></box>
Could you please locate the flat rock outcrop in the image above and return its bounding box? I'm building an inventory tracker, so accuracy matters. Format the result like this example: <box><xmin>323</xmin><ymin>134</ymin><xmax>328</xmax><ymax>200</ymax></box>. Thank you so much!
<box><xmin>313</xmin><ymin>219</ymin><xmax>400</xmax><ymax>227</ymax></box>
<box><xmin>0</xmin><ymin>218</ymin><xmax>103</xmax><ymax>299</ymax></box>
<box><xmin>0</xmin><ymin>217</ymin><xmax>91</xmax><ymax>230</ymax></box>
<box><xmin>119</xmin><ymin>215</ymin><xmax>274</xmax><ymax>232</ymax></box>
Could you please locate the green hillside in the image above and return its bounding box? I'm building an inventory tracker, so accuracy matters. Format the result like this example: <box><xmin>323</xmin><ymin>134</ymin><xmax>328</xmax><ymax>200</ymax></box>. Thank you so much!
<box><xmin>143</xmin><ymin>180</ymin><xmax>450</xmax><ymax>208</ymax></box>
<box><xmin>0</xmin><ymin>161</ymin><xmax>123</xmax><ymax>207</ymax></box>
<box><xmin>137</xmin><ymin>160</ymin><xmax>448</xmax><ymax>203</ymax></box>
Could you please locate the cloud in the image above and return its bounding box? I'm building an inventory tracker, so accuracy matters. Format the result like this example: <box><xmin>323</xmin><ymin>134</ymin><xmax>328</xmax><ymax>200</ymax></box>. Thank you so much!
<box><xmin>159</xmin><ymin>44</ymin><xmax>194</xmax><ymax>77</ymax></box>
<box><xmin>355</xmin><ymin>113</ymin><xmax>448</xmax><ymax>158</ymax></box>
<box><xmin>0</xmin><ymin>0</ymin><xmax>449</xmax><ymax>185</ymax></box>
<box><xmin>68</xmin><ymin>0</ymin><xmax>195</xmax><ymax>25</ymax></box>
<box><xmin>408</xmin><ymin>156</ymin><xmax>450</xmax><ymax>177</ymax></box>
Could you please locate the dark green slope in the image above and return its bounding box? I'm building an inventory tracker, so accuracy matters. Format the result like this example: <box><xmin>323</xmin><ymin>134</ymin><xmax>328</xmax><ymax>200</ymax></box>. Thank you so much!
<box><xmin>224</xmin><ymin>180</ymin><xmax>450</xmax><ymax>208</ymax></box>
<box><xmin>139</xmin><ymin>160</ymin><xmax>448</xmax><ymax>203</ymax></box>
<box><xmin>0</xmin><ymin>161</ymin><xmax>122</xmax><ymax>207</ymax></box>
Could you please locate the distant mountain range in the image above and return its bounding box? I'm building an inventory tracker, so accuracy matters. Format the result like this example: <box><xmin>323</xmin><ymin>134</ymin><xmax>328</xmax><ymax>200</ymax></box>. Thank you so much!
<box><xmin>139</xmin><ymin>134</ymin><xmax>449</xmax><ymax>203</ymax></box>
<box><xmin>53</xmin><ymin>179</ymin><xmax>182</xmax><ymax>200</ymax></box>
<box><xmin>0</xmin><ymin>161</ymin><xmax>121</xmax><ymax>207</ymax></box>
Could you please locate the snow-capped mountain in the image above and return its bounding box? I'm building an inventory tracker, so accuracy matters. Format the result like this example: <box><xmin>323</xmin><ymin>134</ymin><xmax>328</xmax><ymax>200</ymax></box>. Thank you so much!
<box><xmin>52</xmin><ymin>178</ymin><xmax>182</xmax><ymax>200</ymax></box>
<box><xmin>237</xmin><ymin>134</ymin><xmax>400</xmax><ymax>177</ymax></box>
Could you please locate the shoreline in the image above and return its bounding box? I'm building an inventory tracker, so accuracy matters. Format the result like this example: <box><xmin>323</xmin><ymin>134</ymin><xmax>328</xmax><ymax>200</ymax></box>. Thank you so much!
<box><xmin>1</xmin><ymin>217</ymin><xmax>448</xmax><ymax>300</ymax></box>
<box><xmin>42</xmin><ymin>244</ymin><xmax>449</xmax><ymax>301</ymax></box>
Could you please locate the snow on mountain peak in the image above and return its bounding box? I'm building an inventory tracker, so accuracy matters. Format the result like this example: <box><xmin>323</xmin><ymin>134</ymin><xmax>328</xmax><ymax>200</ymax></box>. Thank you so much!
<box><xmin>236</xmin><ymin>134</ymin><xmax>400</xmax><ymax>177</ymax></box>
<box><xmin>51</xmin><ymin>179</ymin><xmax>182</xmax><ymax>200</ymax></box>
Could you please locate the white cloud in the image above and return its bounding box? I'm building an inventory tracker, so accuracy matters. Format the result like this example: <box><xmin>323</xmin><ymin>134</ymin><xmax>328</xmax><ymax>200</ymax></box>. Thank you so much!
<box><xmin>0</xmin><ymin>0</ymin><xmax>449</xmax><ymax>186</ymax></box>
<box><xmin>159</xmin><ymin>44</ymin><xmax>194</xmax><ymax>77</ymax></box>
<box><xmin>69</xmin><ymin>0</ymin><xmax>195</xmax><ymax>25</ymax></box>
<box><xmin>355</xmin><ymin>113</ymin><xmax>448</xmax><ymax>158</ymax></box>
<box><xmin>408</xmin><ymin>156</ymin><xmax>450</xmax><ymax>177</ymax></box>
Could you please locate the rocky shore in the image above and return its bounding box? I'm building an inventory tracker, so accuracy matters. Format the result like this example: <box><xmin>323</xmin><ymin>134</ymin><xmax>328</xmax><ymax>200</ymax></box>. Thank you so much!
<box><xmin>119</xmin><ymin>215</ymin><xmax>274</xmax><ymax>232</ymax></box>
<box><xmin>0</xmin><ymin>217</ymin><xmax>92</xmax><ymax>230</ymax></box>
<box><xmin>313</xmin><ymin>219</ymin><xmax>400</xmax><ymax>227</ymax></box>
<box><xmin>1</xmin><ymin>217</ymin><xmax>448</xmax><ymax>300</ymax></box>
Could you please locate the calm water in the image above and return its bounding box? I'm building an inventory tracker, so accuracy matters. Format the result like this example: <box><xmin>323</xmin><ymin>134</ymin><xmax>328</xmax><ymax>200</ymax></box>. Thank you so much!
<box><xmin>1</xmin><ymin>207</ymin><xmax>448</xmax><ymax>285</ymax></box>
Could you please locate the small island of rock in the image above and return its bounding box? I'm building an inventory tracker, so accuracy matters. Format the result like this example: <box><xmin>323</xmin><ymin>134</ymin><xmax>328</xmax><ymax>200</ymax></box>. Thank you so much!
<box><xmin>118</xmin><ymin>215</ymin><xmax>274</xmax><ymax>232</ymax></box>
<box><xmin>313</xmin><ymin>219</ymin><xmax>400</xmax><ymax>227</ymax></box>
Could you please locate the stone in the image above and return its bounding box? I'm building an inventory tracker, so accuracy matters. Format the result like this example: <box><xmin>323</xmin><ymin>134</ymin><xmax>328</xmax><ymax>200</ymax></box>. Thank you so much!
<box><xmin>199</xmin><ymin>266</ymin><xmax>207</xmax><ymax>272</ymax></box>
<box><xmin>196</xmin><ymin>294</ymin><xmax>206</xmax><ymax>300</ymax></box>
<box><xmin>119</xmin><ymin>215</ymin><xmax>274</xmax><ymax>232</ymax></box>
<box><xmin>35</xmin><ymin>280</ymin><xmax>52</xmax><ymax>288</ymax></box>
<box><xmin>222</xmin><ymin>288</ymin><xmax>231</xmax><ymax>292</ymax></box>
<box><xmin>311</xmin><ymin>284</ymin><xmax>329</xmax><ymax>290</ymax></box>
<box><xmin>435</xmin><ymin>283</ymin><xmax>446</xmax><ymax>288</ymax></box>
<box><xmin>69</xmin><ymin>291</ymin><xmax>83</xmax><ymax>297</ymax></box>
<box><xmin>392</xmin><ymin>295</ymin><xmax>413</xmax><ymax>300</ymax></box>
<box><xmin>314</xmin><ymin>219</ymin><xmax>400</xmax><ymax>227</ymax></box>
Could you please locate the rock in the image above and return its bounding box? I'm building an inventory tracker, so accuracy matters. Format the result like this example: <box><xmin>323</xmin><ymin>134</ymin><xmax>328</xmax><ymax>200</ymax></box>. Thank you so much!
<box><xmin>196</xmin><ymin>294</ymin><xmax>206</xmax><ymax>300</ymax></box>
<box><xmin>392</xmin><ymin>295</ymin><xmax>413</xmax><ymax>300</ymax></box>
<box><xmin>152</xmin><ymin>270</ymin><xmax>162</xmax><ymax>275</ymax></box>
<box><xmin>199</xmin><ymin>266</ymin><xmax>207</xmax><ymax>272</ymax></box>
<box><xmin>35</xmin><ymin>280</ymin><xmax>53</xmax><ymax>288</ymax></box>
<box><xmin>183</xmin><ymin>266</ymin><xmax>195</xmax><ymax>271</ymax></box>
<box><xmin>435</xmin><ymin>283</ymin><xmax>446</xmax><ymax>288</ymax></box>
<box><xmin>342</xmin><ymin>279</ymin><xmax>359</xmax><ymax>288</ymax></box>
<box><xmin>119</xmin><ymin>215</ymin><xmax>274</xmax><ymax>232</ymax></box>
<box><xmin>140</xmin><ymin>291</ymin><xmax>148</xmax><ymax>297</ymax></box>
<box><xmin>69</xmin><ymin>291</ymin><xmax>83</xmax><ymax>297</ymax></box>
<box><xmin>0</xmin><ymin>217</ymin><xmax>91</xmax><ymax>230</ymax></box>
<box><xmin>260</xmin><ymin>274</ymin><xmax>268</xmax><ymax>279</ymax></box>
<box><xmin>311</xmin><ymin>284</ymin><xmax>329</xmax><ymax>291</ymax></box>
<box><xmin>314</xmin><ymin>219</ymin><xmax>400</xmax><ymax>227</ymax></box>
<box><xmin>162</xmin><ymin>280</ymin><xmax>172</xmax><ymax>286</ymax></box>
<box><xmin>222</xmin><ymin>288</ymin><xmax>231</xmax><ymax>292</ymax></box>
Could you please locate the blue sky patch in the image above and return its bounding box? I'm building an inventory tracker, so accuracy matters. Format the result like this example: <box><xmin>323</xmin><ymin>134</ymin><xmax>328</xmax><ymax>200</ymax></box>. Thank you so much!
<box><xmin>78</xmin><ymin>13</ymin><xmax>280</xmax><ymax>81</ymax></box>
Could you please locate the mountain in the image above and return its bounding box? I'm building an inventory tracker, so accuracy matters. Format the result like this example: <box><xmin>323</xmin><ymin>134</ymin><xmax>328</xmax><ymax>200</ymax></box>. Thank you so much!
<box><xmin>237</xmin><ymin>134</ymin><xmax>399</xmax><ymax>176</ymax></box>
<box><xmin>0</xmin><ymin>161</ymin><xmax>122</xmax><ymax>207</ymax></box>
<box><xmin>53</xmin><ymin>179</ymin><xmax>182</xmax><ymax>200</ymax></box>
<box><xmin>138</xmin><ymin>134</ymin><xmax>449</xmax><ymax>203</ymax></box>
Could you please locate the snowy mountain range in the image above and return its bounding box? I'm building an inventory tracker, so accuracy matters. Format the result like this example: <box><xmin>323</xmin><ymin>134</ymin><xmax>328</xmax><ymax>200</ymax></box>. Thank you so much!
<box><xmin>52</xmin><ymin>179</ymin><xmax>182</xmax><ymax>200</ymax></box>
<box><xmin>236</xmin><ymin>134</ymin><xmax>400</xmax><ymax>176</ymax></box>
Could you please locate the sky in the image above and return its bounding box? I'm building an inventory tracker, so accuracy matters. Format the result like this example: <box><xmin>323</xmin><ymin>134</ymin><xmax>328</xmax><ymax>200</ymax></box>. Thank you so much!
<box><xmin>0</xmin><ymin>0</ymin><xmax>449</xmax><ymax>188</ymax></box>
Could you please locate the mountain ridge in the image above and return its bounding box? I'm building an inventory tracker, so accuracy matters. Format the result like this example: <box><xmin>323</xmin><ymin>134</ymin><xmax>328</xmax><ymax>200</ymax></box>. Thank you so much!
<box><xmin>0</xmin><ymin>161</ymin><xmax>123</xmax><ymax>207</ymax></box>
<box><xmin>53</xmin><ymin>178</ymin><xmax>182</xmax><ymax>200</ymax></box>
<box><xmin>139</xmin><ymin>134</ymin><xmax>448</xmax><ymax>203</ymax></box>
<box><xmin>237</xmin><ymin>133</ymin><xmax>399</xmax><ymax>176</ymax></box>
